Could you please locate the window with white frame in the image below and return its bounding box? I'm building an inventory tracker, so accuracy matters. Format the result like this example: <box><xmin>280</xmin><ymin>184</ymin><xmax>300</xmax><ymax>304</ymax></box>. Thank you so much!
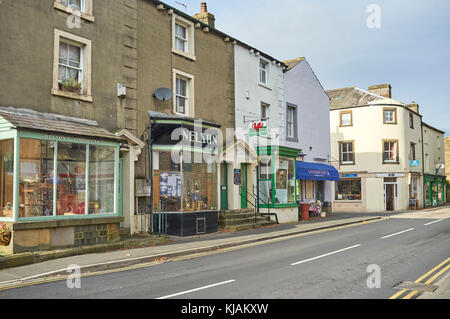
<box><xmin>173</xmin><ymin>69</ymin><xmax>194</xmax><ymax>117</ymax></box>
<box><xmin>59</xmin><ymin>0</ymin><xmax>84</xmax><ymax>11</ymax></box>
<box><xmin>340</xmin><ymin>111</ymin><xmax>352</xmax><ymax>127</ymax></box>
<box><xmin>58</xmin><ymin>42</ymin><xmax>83</xmax><ymax>85</ymax></box>
<box><xmin>52</xmin><ymin>29</ymin><xmax>92</xmax><ymax>101</ymax></box>
<box><xmin>261</xmin><ymin>102</ymin><xmax>270</xmax><ymax>120</ymax></box>
<box><xmin>54</xmin><ymin>0</ymin><xmax>94</xmax><ymax>21</ymax></box>
<box><xmin>175</xmin><ymin>23</ymin><xmax>188</xmax><ymax>53</ymax></box>
<box><xmin>287</xmin><ymin>105</ymin><xmax>295</xmax><ymax>139</ymax></box>
<box><xmin>259</xmin><ymin>60</ymin><xmax>268</xmax><ymax>84</ymax></box>
<box><xmin>383</xmin><ymin>108</ymin><xmax>397</xmax><ymax>124</ymax></box>
<box><xmin>383</xmin><ymin>140</ymin><xmax>399</xmax><ymax>163</ymax></box>
<box><xmin>340</xmin><ymin>142</ymin><xmax>354</xmax><ymax>164</ymax></box>
<box><xmin>176</xmin><ymin>77</ymin><xmax>188</xmax><ymax>115</ymax></box>
<box><xmin>172</xmin><ymin>15</ymin><xmax>195</xmax><ymax>60</ymax></box>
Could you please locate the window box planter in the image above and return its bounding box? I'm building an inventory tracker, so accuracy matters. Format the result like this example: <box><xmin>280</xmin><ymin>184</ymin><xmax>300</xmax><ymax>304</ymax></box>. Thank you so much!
<box><xmin>58</xmin><ymin>80</ymin><xmax>82</xmax><ymax>94</ymax></box>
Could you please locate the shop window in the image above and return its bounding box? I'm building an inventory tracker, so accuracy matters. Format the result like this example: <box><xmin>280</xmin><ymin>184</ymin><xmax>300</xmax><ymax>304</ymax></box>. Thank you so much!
<box><xmin>274</xmin><ymin>157</ymin><xmax>295</xmax><ymax>204</ymax></box>
<box><xmin>0</xmin><ymin>140</ymin><xmax>15</xmax><ymax>218</ymax></box>
<box><xmin>182</xmin><ymin>160</ymin><xmax>217</xmax><ymax>211</ymax></box>
<box><xmin>56</xmin><ymin>142</ymin><xmax>87</xmax><ymax>215</ymax></box>
<box><xmin>157</xmin><ymin>152</ymin><xmax>182</xmax><ymax>212</ymax></box>
<box><xmin>88</xmin><ymin>145</ymin><xmax>115</xmax><ymax>215</ymax></box>
<box><xmin>19</xmin><ymin>139</ymin><xmax>55</xmax><ymax>218</ymax></box>
<box><xmin>335</xmin><ymin>179</ymin><xmax>361</xmax><ymax>201</ymax></box>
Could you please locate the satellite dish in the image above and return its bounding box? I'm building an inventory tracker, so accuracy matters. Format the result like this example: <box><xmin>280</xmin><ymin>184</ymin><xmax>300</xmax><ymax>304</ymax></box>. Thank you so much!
<box><xmin>153</xmin><ymin>87</ymin><xmax>173</xmax><ymax>101</ymax></box>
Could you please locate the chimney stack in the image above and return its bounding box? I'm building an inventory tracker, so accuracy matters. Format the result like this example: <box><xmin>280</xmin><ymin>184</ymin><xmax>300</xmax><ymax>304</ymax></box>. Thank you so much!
<box><xmin>368</xmin><ymin>84</ymin><xmax>392</xmax><ymax>98</ymax></box>
<box><xmin>193</xmin><ymin>2</ymin><xmax>215</xmax><ymax>28</ymax></box>
<box><xmin>407</xmin><ymin>102</ymin><xmax>420</xmax><ymax>114</ymax></box>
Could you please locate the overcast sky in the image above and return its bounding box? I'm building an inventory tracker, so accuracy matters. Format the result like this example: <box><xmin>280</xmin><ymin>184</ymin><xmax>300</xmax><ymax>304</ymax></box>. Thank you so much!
<box><xmin>172</xmin><ymin>0</ymin><xmax>450</xmax><ymax>136</ymax></box>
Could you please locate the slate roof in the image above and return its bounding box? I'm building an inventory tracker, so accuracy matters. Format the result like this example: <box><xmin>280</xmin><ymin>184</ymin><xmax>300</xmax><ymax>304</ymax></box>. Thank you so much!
<box><xmin>326</xmin><ymin>87</ymin><xmax>384</xmax><ymax>110</ymax></box>
<box><xmin>0</xmin><ymin>107</ymin><xmax>123</xmax><ymax>141</ymax></box>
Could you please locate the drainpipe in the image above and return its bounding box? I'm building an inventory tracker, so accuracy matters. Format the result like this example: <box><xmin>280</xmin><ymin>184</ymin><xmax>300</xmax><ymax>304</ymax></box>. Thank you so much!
<box><xmin>421</xmin><ymin>121</ymin><xmax>425</xmax><ymax>208</ymax></box>
<box><xmin>148</xmin><ymin>119</ymin><xmax>154</xmax><ymax>233</ymax></box>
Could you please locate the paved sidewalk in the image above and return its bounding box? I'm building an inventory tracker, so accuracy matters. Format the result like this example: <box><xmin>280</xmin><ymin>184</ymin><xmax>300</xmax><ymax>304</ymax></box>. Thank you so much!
<box><xmin>419</xmin><ymin>272</ymin><xmax>450</xmax><ymax>299</ymax></box>
<box><xmin>0</xmin><ymin>214</ymin><xmax>383</xmax><ymax>287</ymax></box>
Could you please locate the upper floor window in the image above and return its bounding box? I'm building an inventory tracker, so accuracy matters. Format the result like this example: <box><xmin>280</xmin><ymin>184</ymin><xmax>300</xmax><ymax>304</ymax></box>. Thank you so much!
<box><xmin>340</xmin><ymin>141</ymin><xmax>355</xmax><ymax>165</ymax></box>
<box><xmin>383</xmin><ymin>108</ymin><xmax>397</xmax><ymax>124</ymax></box>
<box><xmin>383</xmin><ymin>140</ymin><xmax>399</xmax><ymax>163</ymax></box>
<box><xmin>410</xmin><ymin>142</ymin><xmax>416</xmax><ymax>161</ymax></box>
<box><xmin>261</xmin><ymin>102</ymin><xmax>270</xmax><ymax>120</ymax></box>
<box><xmin>259</xmin><ymin>60</ymin><xmax>268</xmax><ymax>84</ymax></box>
<box><xmin>340</xmin><ymin>111</ymin><xmax>352</xmax><ymax>127</ymax></box>
<box><xmin>287</xmin><ymin>106</ymin><xmax>295</xmax><ymax>138</ymax></box>
<box><xmin>54</xmin><ymin>0</ymin><xmax>94</xmax><ymax>22</ymax></box>
<box><xmin>175</xmin><ymin>23</ymin><xmax>188</xmax><ymax>53</ymax></box>
<box><xmin>58</xmin><ymin>42</ymin><xmax>82</xmax><ymax>86</ymax></box>
<box><xmin>173</xmin><ymin>69</ymin><xmax>195</xmax><ymax>117</ymax></box>
<box><xmin>52</xmin><ymin>29</ymin><xmax>92</xmax><ymax>102</ymax></box>
<box><xmin>409</xmin><ymin>112</ymin><xmax>414</xmax><ymax>129</ymax></box>
<box><xmin>59</xmin><ymin>0</ymin><xmax>84</xmax><ymax>11</ymax></box>
<box><xmin>176</xmin><ymin>77</ymin><xmax>188</xmax><ymax>115</ymax></box>
<box><xmin>172</xmin><ymin>15</ymin><xmax>196</xmax><ymax>60</ymax></box>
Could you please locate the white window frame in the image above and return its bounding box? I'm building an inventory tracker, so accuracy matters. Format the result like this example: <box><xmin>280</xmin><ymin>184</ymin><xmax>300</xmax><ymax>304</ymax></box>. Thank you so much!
<box><xmin>259</xmin><ymin>59</ymin><xmax>269</xmax><ymax>85</ymax></box>
<box><xmin>172</xmin><ymin>15</ymin><xmax>196</xmax><ymax>61</ymax></box>
<box><xmin>173</xmin><ymin>69</ymin><xmax>195</xmax><ymax>117</ymax></box>
<box><xmin>54</xmin><ymin>0</ymin><xmax>95</xmax><ymax>22</ymax></box>
<box><xmin>287</xmin><ymin>106</ymin><xmax>295</xmax><ymax>138</ymax></box>
<box><xmin>340</xmin><ymin>142</ymin><xmax>354</xmax><ymax>165</ymax></box>
<box><xmin>52</xmin><ymin>29</ymin><xmax>92</xmax><ymax>102</ymax></box>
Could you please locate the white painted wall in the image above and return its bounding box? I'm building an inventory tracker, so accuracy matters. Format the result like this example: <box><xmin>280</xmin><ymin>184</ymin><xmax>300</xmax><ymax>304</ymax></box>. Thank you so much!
<box><xmin>283</xmin><ymin>59</ymin><xmax>333</xmax><ymax>203</ymax></box>
<box><xmin>234</xmin><ymin>44</ymin><xmax>285</xmax><ymax>148</ymax></box>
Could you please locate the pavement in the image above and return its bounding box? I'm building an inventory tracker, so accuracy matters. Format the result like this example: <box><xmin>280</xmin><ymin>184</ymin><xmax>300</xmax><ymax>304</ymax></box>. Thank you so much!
<box><xmin>0</xmin><ymin>205</ymin><xmax>448</xmax><ymax>294</ymax></box>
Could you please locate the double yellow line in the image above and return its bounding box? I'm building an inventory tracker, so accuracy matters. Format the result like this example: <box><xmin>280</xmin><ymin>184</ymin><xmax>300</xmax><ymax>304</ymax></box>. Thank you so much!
<box><xmin>389</xmin><ymin>257</ymin><xmax>450</xmax><ymax>299</ymax></box>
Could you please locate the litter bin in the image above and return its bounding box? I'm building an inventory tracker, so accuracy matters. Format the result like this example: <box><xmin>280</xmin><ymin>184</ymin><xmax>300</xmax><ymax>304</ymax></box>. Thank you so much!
<box><xmin>300</xmin><ymin>203</ymin><xmax>310</xmax><ymax>220</ymax></box>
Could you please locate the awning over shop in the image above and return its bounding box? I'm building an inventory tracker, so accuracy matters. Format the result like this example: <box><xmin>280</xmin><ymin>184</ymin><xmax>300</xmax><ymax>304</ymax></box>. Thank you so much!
<box><xmin>296</xmin><ymin>161</ymin><xmax>340</xmax><ymax>181</ymax></box>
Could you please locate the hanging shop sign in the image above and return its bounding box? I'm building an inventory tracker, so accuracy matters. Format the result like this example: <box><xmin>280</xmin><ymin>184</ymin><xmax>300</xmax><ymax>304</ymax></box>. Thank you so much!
<box><xmin>249</xmin><ymin>120</ymin><xmax>268</xmax><ymax>137</ymax></box>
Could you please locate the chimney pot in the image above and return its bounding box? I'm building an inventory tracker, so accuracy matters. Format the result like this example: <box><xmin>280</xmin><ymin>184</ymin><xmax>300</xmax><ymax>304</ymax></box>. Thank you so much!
<box><xmin>201</xmin><ymin>2</ymin><xmax>207</xmax><ymax>13</ymax></box>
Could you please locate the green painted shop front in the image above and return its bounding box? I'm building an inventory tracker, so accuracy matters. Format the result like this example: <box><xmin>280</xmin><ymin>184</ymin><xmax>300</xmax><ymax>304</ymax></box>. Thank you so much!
<box><xmin>0</xmin><ymin>111</ymin><xmax>124</xmax><ymax>254</ymax></box>
<box><xmin>424</xmin><ymin>175</ymin><xmax>446</xmax><ymax>207</ymax></box>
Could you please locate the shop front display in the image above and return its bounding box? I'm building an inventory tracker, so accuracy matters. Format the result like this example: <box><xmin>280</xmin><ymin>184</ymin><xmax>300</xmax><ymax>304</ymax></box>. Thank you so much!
<box><xmin>424</xmin><ymin>175</ymin><xmax>446</xmax><ymax>207</ymax></box>
<box><xmin>0</xmin><ymin>108</ymin><xmax>123</xmax><ymax>254</ymax></box>
<box><xmin>148</xmin><ymin>111</ymin><xmax>220</xmax><ymax>236</ymax></box>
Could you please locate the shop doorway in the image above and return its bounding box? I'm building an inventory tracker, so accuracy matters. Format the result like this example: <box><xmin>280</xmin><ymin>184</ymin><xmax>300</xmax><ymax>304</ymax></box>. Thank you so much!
<box><xmin>384</xmin><ymin>178</ymin><xmax>398</xmax><ymax>211</ymax></box>
<box><xmin>240</xmin><ymin>164</ymin><xmax>248</xmax><ymax>209</ymax></box>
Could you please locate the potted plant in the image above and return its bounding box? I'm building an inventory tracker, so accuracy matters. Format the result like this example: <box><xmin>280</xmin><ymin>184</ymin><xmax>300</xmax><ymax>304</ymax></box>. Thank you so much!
<box><xmin>58</xmin><ymin>78</ymin><xmax>82</xmax><ymax>94</ymax></box>
<box><xmin>0</xmin><ymin>223</ymin><xmax>11</xmax><ymax>246</ymax></box>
